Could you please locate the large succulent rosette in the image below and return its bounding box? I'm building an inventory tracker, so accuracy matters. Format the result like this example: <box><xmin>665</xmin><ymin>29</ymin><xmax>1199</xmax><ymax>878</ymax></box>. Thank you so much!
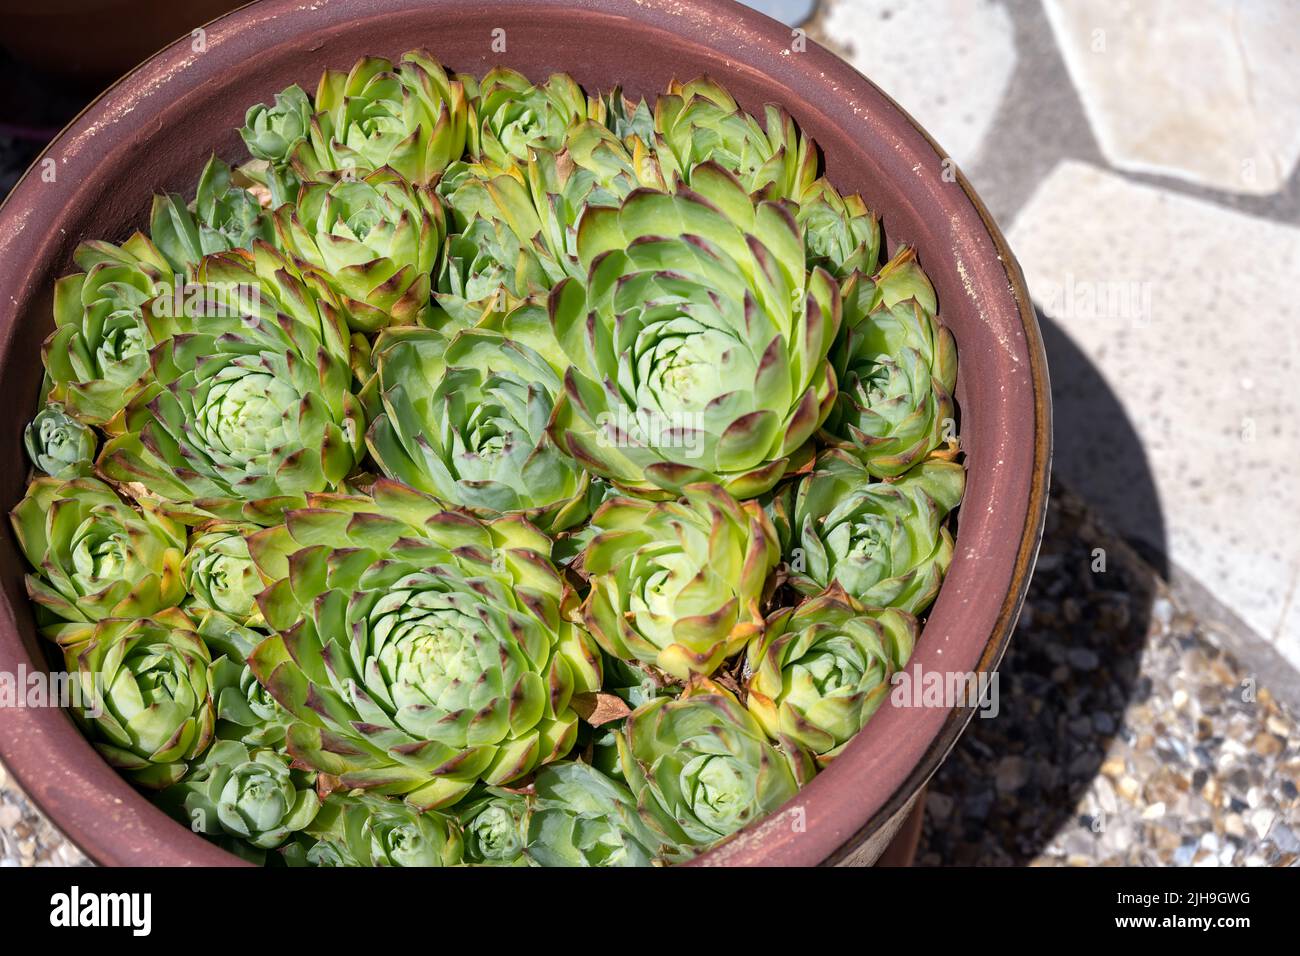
<box><xmin>65</xmin><ymin>608</ymin><xmax>216</xmax><ymax>788</ymax></box>
<box><xmin>772</xmin><ymin>452</ymin><xmax>965</xmax><ymax>613</ymax></box>
<box><xmin>97</xmin><ymin>245</ymin><xmax>365</xmax><ymax>525</ymax></box>
<box><xmin>618</xmin><ymin>680</ymin><xmax>812</xmax><ymax>858</ymax></box>
<box><xmin>747</xmin><ymin>588</ymin><xmax>918</xmax><ymax>763</ymax></box>
<box><xmin>274</xmin><ymin>167</ymin><xmax>446</xmax><ymax>331</ymax></box>
<box><xmin>291</xmin><ymin>50</ymin><xmax>469</xmax><ymax>185</ymax></box>
<box><xmin>580</xmin><ymin>483</ymin><xmax>778</xmax><ymax>680</ymax></box>
<box><xmin>42</xmin><ymin>234</ymin><xmax>176</xmax><ymax>425</ymax></box>
<box><xmin>244</xmin><ymin>480</ymin><xmax>600</xmax><ymax>810</ymax></box>
<box><xmin>10</xmin><ymin>477</ymin><xmax>186</xmax><ymax>643</ymax></box>
<box><xmin>363</xmin><ymin>309</ymin><xmax>594</xmax><ymax>531</ymax></box>
<box><xmin>821</xmin><ymin>248</ymin><xmax>956</xmax><ymax>476</ymax></box>
<box><xmin>548</xmin><ymin>162</ymin><xmax>840</xmax><ymax>498</ymax></box>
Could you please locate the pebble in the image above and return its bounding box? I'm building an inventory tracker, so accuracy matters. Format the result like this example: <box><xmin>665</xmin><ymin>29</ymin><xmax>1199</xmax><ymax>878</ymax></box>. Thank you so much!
<box><xmin>918</xmin><ymin>481</ymin><xmax>1300</xmax><ymax>867</ymax></box>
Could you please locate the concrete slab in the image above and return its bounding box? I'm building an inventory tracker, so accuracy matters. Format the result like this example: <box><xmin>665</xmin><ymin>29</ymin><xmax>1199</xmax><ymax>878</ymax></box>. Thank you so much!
<box><xmin>1009</xmin><ymin>159</ymin><xmax>1300</xmax><ymax>669</ymax></box>
<box><xmin>1043</xmin><ymin>0</ymin><xmax>1300</xmax><ymax>195</ymax></box>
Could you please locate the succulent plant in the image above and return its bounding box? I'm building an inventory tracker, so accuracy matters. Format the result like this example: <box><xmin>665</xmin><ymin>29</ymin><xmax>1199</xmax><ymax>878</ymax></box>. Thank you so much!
<box><xmin>652</xmin><ymin>77</ymin><xmax>817</xmax><ymax>200</ymax></box>
<box><xmin>363</xmin><ymin>313</ymin><xmax>595</xmax><ymax>532</ymax></box>
<box><xmin>581</xmin><ymin>483</ymin><xmax>778</xmax><ymax>680</ymax></box>
<box><xmin>526</xmin><ymin>761</ymin><xmax>667</xmax><ymax>867</ymax></box>
<box><xmin>618</xmin><ymin>680</ymin><xmax>812</xmax><ymax>857</ymax></box>
<box><xmin>747</xmin><ymin>587</ymin><xmax>917</xmax><ymax>762</ymax></box>
<box><xmin>469</xmin><ymin>68</ymin><xmax>595</xmax><ymax>170</ymax></box>
<box><xmin>42</xmin><ymin>234</ymin><xmax>175</xmax><ymax>425</ymax></box>
<box><xmin>772</xmin><ymin>452</ymin><xmax>965</xmax><ymax>613</ymax></box>
<box><xmin>456</xmin><ymin>789</ymin><xmax>531</xmax><ymax>866</ymax></box>
<box><xmin>548</xmin><ymin>162</ymin><xmax>840</xmax><ymax>498</ymax></box>
<box><xmin>159</xmin><ymin>739</ymin><xmax>320</xmax><ymax>854</ymax></box>
<box><xmin>292</xmin><ymin>50</ymin><xmax>469</xmax><ymax>185</ymax></box>
<box><xmin>10</xmin><ymin>477</ymin><xmax>186</xmax><ymax>643</ymax></box>
<box><xmin>180</xmin><ymin>523</ymin><xmax>264</xmax><ymax>625</ymax></box>
<box><xmin>244</xmin><ymin>480</ymin><xmax>600</xmax><ymax>810</ymax></box>
<box><xmin>65</xmin><ymin>608</ymin><xmax>215</xmax><ymax>788</ymax></box>
<box><xmin>796</xmin><ymin>178</ymin><xmax>881</xmax><ymax>279</ymax></box>
<box><xmin>150</xmin><ymin>155</ymin><xmax>274</xmax><ymax>273</ymax></box>
<box><xmin>239</xmin><ymin>84</ymin><xmax>313</xmax><ymax>206</ymax></box>
<box><xmin>299</xmin><ymin>792</ymin><xmax>464</xmax><ymax>867</ymax></box>
<box><xmin>24</xmin><ymin>405</ymin><xmax>96</xmax><ymax>479</ymax></box>
<box><xmin>97</xmin><ymin>245</ymin><xmax>365</xmax><ymax>525</ymax></box>
<box><xmin>274</xmin><ymin>167</ymin><xmax>446</xmax><ymax>331</ymax></box>
<box><xmin>822</xmin><ymin>251</ymin><xmax>955</xmax><ymax>477</ymax></box>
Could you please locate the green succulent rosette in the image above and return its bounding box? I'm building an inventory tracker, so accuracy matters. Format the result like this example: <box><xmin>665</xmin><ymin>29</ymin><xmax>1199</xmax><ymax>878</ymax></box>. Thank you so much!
<box><xmin>456</xmin><ymin>789</ymin><xmax>531</xmax><ymax>866</ymax></box>
<box><xmin>526</xmin><ymin>761</ymin><xmax>667</xmax><ymax>867</ymax></box>
<box><xmin>180</xmin><ymin>523</ymin><xmax>264</xmax><ymax>625</ymax></box>
<box><xmin>24</xmin><ymin>405</ymin><xmax>96</xmax><ymax>479</ymax></box>
<box><xmin>772</xmin><ymin>452</ymin><xmax>965</xmax><ymax>613</ymax></box>
<box><xmin>298</xmin><ymin>792</ymin><xmax>464</xmax><ymax>867</ymax></box>
<box><xmin>243</xmin><ymin>479</ymin><xmax>601</xmax><ymax>810</ymax></box>
<box><xmin>9</xmin><ymin>477</ymin><xmax>186</xmax><ymax>643</ymax></box>
<box><xmin>292</xmin><ymin>50</ymin><xmax>469</xmax><ymax>185</ymax></box>
<box><xmin>274</xmin><ymin>167</ymin><xmax>446</xmax><ymax>331</ymax></box>
<box><xmin>548</xmin><ymin>162</ymin><xmax>840</xmax><ymax>498</ymax></box>
<box><xmin>652</xmin><ymin>77</ymin><xmax>817</xmax><ymax>200</ymax></box>
<box><xmin>618</xmin><ymin>680</ymin><xmax>812</xmax><ymax>857</ymax></box>
<box><xmin>746</xmin><ymin>587</ymin><xmax>917</xmax><ymax>763</ymax></box>
<box><xmin>469</xmin><ymin>68</ymin><xmax>595</xmax><ymax>170</ymax></box>
<box><xmin>796</xmin><ymin>178</ymin><xmax>881</xmax><ymax>279</ymax></box>
<box><xmin>524</xmin><ymin>121</ymin><xmax>666</xmax><ymax>279</ymax></box>
<box><xmin>42</xmin><ymin>234</ymin><xmax>176</xmax><ymax>425</ymax></box>
<box><xmin>363</xmin><ymin>310</ymin><xmax>595</xmax><ymax>532</ymax></box>
<box><xmin>65</xmin><ymin>608</ymin><xmax>215</xmax><ymax>788</ymax></box>
<box><xmin>823</xmin><ymin>249</ymin><xmax>956</xmax><ymax>477</ymax></box>
<box><xmin>158</xmin><ymin>739</ymin><xmax>320</xmax><ymax>856</ymax></box>
<box><xmin>150</xmin><ymin>155</ymin><xmax>274</xmax><ymax>273</ymax></box>
<box><xmin>97</xmin><ymin>245</ymin><xmax>365</xmax><ymax>525</ymax></box>
<box><xmin>196</xmin><ymin>612</ymin><xmax>294</xmax><ymax>750</ymax></box>
<box><xmin>580</xmin><ymin>483</ymin><xmax>778</xmax><ymax>680</ymax></box>
<box><xmin>239</xmin><ymin>84</ymin><xmax>313</xmax><ymax>206</ymax></box>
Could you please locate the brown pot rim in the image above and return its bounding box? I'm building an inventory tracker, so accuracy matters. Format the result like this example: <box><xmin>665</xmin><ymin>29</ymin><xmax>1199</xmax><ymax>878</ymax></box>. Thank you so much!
<box><xmin>0</xmin><ymin>0</ymin><xmax>1050</xmax><ymax>867</ymax></box>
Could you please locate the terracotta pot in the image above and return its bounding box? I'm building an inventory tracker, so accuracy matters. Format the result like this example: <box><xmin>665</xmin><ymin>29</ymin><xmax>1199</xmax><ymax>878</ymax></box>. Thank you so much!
<box><xmin>0</xmin><ymin>0</ymin><xmax>1050</xmax><ymax>867</ymax></box>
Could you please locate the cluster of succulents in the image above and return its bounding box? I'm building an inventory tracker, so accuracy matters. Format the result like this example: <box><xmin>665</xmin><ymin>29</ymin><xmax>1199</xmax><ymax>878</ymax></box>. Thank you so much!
<box><xmin>12</xmin><ymin>51</ymin><xmax>963</xmax><ymax>866</ymax></box>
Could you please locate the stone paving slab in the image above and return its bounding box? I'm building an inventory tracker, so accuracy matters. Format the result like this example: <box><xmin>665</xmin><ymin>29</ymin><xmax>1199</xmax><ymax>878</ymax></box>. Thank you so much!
<box><xmin>1007</xmin><ymin>159</ymin><xmax>1300</xmax><ymax>672</ymax></box>
<box><xmin>818</xmin><ymin>0</ymin><xmax>1016</xmax><ymax>168</ymax></box>
<box><xmin>1042</xmin><ymin>0</ymin><xmax>1300</xmax><ymax>196</ymax></box>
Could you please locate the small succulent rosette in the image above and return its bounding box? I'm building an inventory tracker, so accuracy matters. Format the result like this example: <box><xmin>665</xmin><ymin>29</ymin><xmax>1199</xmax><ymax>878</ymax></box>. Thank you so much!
<box><xmin>746</xmin><ymin>587</ymin><xmax>918</xmax><ymax>764</ymax></box>
<box><xmin>771</xmin><ymin>451</ymin><xmax>966</xmax><ymax>615</ymax></box>
<box><xmin>579</xmin><ymin>483</ymin><xmax>778</xmax><ymax>680</ymax></box>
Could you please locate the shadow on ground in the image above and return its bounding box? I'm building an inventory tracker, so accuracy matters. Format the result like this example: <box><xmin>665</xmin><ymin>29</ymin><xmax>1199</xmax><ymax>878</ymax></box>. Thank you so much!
<box><xmin>916</xmin><ymin>311</ymin><xmax>1168</xmax><ymax>864</ymax></box>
